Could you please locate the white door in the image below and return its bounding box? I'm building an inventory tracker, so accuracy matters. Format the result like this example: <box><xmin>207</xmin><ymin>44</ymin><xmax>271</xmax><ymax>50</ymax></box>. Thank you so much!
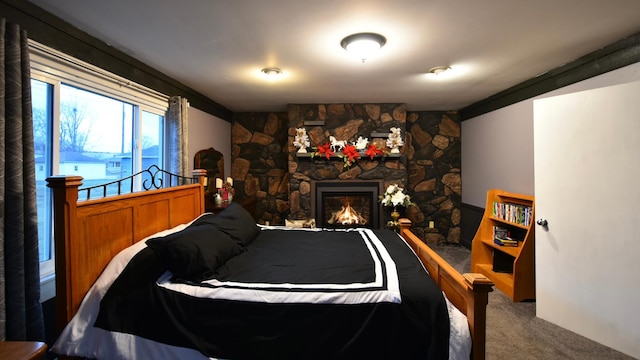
<box><xmin>533</xmin><ymin>80</ymin><xmax>640</xmax><ymax>358</ymax></box>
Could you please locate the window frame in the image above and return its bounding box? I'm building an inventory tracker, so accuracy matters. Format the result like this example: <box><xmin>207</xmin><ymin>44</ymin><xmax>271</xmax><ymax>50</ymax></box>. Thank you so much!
<box><xmin>30</xmin><ymin>41</ymin><xmax>170</xmax><ymax>302</ymax></box>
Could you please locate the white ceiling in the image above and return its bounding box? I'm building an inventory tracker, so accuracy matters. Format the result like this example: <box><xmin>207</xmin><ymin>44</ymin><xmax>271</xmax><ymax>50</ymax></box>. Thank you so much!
<box><xmin>28</xmin><ymin>0</ymin><xmax>640</xmax><ymax>113</ymax></box>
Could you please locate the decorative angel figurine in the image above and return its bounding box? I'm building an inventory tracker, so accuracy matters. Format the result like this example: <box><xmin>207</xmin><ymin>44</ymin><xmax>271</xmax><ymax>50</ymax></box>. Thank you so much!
<box><xmin>386</xmin><ymin>127</ymin><xmax>404</xmax><ymax>153</ymax></box>
<box><xmin>293</xmin><ymin>127</ymin><xmax>310</xmax><ymax>153</ymax></box>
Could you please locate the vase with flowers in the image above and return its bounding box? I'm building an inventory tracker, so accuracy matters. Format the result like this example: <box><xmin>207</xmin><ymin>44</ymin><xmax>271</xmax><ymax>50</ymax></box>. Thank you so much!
<box><xmin>215</xmin><ymin>177</ymin><xmax>235</xmax><ymax>205</ymax></box>
<box><xmin>222</xmin><ymin>181</ymin><xmax>234</xmax><ymax>203</ymax></box>
<box><xmin>379</xmin><ymin>184</ymin><xmax>412</xmax><ymax>230</ymax></box>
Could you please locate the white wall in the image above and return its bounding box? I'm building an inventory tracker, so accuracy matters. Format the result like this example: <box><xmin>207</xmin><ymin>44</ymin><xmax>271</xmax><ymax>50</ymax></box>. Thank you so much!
<box><xmin>462</xmin><ymin>61</ymin><xmax>640</xmax><ymax>207</ymax></box>
<box><xmin>187</xmin><ymin>107</ymin><xmax>231</xmax><ymax>178</ymax></box>
<box><xmin>461</xmin><ymin>101</ymin><xmax>534</xmax><ymax>207</ymax></box>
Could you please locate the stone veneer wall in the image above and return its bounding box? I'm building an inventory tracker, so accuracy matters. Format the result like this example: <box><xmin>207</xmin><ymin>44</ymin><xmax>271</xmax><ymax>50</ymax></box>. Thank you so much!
<box><xmin>231</xmin><ymin>112</ymin><xmax>290</xmax><ymax>225</ymax></box>
<box><xmin>231</xmin><ymin>107</ymin><xmax>461</xmax><ymax>245</ymax></box>
<box><xmin>405</xmin><ymin>111</ymin><xmax>461</xmax><ymax>244</ymax></box>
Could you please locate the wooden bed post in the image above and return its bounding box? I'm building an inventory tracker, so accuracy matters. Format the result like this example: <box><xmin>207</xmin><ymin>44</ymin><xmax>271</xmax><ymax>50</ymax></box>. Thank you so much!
<box><xmin>398</xmin><ymin>218</ymin><xmax>493</xmax><ymax>360</ymax></box>
<box><xmin>192</xmin><ymin>169</ymin><xmax>207</xmax><ymax>185</ymax></box>
<box><xmin>46</xmin><ymin>175</ymin><xmax>83</xmax><ymax>336</ymax></box>
<box><xmin>192</xmin><ymin>169</ymin><xmax>207</xmax><ymax>213</ymax></box>
<box><xmin>463</xmin><ymin>273</ymin><xmax>493</xmax><ymax>360</ymax></box>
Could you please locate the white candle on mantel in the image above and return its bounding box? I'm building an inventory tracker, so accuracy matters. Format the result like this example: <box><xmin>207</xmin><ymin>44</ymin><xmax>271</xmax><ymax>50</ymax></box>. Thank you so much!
<box><xmin>227</xmin><ymin>177</ymin><xmax>233</xmax><ymax>186</ymax></box>
<box><xmin>216</xmin><ymin>178</ymin><xmax>223</xmax><ymax>189</ymax></box>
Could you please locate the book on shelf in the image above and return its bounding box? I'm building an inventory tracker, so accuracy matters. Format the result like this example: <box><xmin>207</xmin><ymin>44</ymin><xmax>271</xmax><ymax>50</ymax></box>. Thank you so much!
<box><xmin>493</xmin><ymin>226</ymin><xmax>510</xmax><ymax>239</ymax></box>
<box><xmin>492</xmin><ymin>225</ymin><xmax>518</xmax><ymax>246</ymax></box>
<box><xmin>494</xmin><ymin>237</ymin><xmax>518</xmax><ymax>247</ymax></box>
<box><xmin>492</xmin><ymin>201</ymin><xmax>533</xmax><ymax>226</ymax></box>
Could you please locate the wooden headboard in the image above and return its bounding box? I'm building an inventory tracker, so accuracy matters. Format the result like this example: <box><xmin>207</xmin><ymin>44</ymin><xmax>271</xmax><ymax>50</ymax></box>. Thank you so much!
<box><xmin>46</xmin><ymin>169</ymin><xmax>207</xmax><ymax>335</ymax></box>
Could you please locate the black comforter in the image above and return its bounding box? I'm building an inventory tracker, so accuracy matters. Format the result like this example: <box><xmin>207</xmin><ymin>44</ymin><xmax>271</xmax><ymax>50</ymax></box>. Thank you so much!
<box><xmin>95</xmin><ymin>218</ymin><xmax>449</xmax><ymax>360</ymax></box>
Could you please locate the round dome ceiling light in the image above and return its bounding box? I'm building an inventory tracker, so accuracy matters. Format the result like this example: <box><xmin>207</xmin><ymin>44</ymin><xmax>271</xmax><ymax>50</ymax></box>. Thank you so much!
<box><xmin>261</xmin><ymin>67</ymin><xmax>283</xmax><ymax>77</ymax></box>
<box><xmin>427</xmin><ymin>66</ymin><xmax>452</xmax><ymax>75</ymax></box>
<box><xmin>340</xmin><ymin>33</ymin><xmax>386</xmax><ymax>63</ymax></box>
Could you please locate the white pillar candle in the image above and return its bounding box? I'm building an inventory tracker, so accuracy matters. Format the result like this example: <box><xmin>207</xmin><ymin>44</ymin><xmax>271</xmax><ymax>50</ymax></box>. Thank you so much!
<box><xmin>216</xmin><ymin>178</ymin><xmax>223</xmax><ymax>188</ymax></box>
<box><xmin>227</xmin><ymin>177</ymin><xmax>233</xmax><ymax>186</ymax></box>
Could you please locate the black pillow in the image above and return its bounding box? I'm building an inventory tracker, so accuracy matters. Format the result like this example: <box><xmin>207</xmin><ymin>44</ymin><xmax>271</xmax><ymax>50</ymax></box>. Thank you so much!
<box><xmin>146</xmin><ymin>223</ymin><xmax>242</xmax><ymax>281</ymax></box>
<box><xmin>193</xmin><ymin>202</ymin><xmax>261</xmax><ymax>247</ymax></box>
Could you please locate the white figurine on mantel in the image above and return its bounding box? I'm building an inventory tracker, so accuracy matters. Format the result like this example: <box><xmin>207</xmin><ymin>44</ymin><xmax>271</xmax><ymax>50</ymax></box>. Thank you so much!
<box><xmin>354</xmin><ymin>136</ymin><xmax>369</xmax><ymax>150</ymax></box>
<box><xmin>293</xmin><ymin>127</ymin><xmax>310</xmax><ymax>153</ymax></box>
<box><xmin>329</xmin><ymin>136</ymin><xmax>347</xmax><ymax>153</ymax></box>
<box><xmin>386</xmin><ymin>127</ymin><xmax>404</xmax><ymax>153</ymax></box>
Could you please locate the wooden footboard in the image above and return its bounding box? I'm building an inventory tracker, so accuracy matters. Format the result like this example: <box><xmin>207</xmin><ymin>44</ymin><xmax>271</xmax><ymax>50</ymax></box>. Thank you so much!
<box><xmin>399</xmin><ymin>219</ymin><xmax>493</xmax><ymax>360</ymax></box>
<box><xmin>47</xmin><ymin>170</ymin><xmax>206</xmax><ymax>335</ymax></box>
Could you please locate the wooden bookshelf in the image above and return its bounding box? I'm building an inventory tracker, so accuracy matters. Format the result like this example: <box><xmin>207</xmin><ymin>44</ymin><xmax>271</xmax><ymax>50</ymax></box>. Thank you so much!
<box><xmin>471</xmin><ymin>189</ymin><xmax>535</xmax><ymax>302</ymax></box>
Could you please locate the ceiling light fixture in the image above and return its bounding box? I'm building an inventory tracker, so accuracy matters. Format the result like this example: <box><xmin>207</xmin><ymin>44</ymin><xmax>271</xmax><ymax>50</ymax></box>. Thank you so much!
<box><xmin>427</xmin><ymin>66</ymin><xmax>452</xmax><ymax>75</ymax></box>
<box><xmin>340</xmin><ymin>33</ymin><xmax>386</xmax><ymax>63</ymax></box>
<box><xmin>261</xmin><ymin>67</ymin><xmax>282</xmax><ymax>76</ymax></box>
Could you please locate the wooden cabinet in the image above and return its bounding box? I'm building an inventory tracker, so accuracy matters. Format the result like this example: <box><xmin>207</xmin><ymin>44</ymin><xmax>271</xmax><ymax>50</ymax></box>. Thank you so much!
<box><xmin>471</xmin><ymin>189</ymin><xmax>535</xmax><ymax>302</ymax></box>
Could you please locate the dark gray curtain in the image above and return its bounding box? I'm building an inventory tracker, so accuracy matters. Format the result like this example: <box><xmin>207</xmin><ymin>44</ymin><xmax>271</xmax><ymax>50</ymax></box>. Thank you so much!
<box><xmin>0</xmin><ymin>18</ymin><xmax>45</xmax><ymax>342</ymax></box>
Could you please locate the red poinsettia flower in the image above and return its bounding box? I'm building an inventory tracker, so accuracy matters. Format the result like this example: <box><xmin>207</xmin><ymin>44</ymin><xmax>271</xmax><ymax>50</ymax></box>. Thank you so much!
<box><xmin>365</xmin><ymin>144</ymin><xmax>385</xmax><ymax>159</ymax></box>
<box><xmin>342</xmin><ymin>144</ymin><xmax>360</xmax><ymax>162</ymax></box>
<box><xmin>316</xmin><ymin>142</ymin><xmax>335</xmax><ymax>160</ymax></box>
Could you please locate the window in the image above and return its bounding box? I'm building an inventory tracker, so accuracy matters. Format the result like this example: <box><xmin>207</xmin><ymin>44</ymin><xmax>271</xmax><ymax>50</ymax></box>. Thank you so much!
<box><xmin>30</xmin><ymin>42</ymin><xmax>170</xmax><ymax>300</ymax></box>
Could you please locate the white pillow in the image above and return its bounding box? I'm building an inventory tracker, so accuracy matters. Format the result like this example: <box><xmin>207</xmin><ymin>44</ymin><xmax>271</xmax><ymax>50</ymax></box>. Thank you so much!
<box><xmin>284</xmin><ymin>218</ymin><xmax>316</xmax><ymax>228</ymax></box>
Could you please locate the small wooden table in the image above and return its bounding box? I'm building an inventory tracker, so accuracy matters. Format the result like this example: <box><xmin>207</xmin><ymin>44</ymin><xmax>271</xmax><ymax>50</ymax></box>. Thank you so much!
<box><xmin>205</xmin><ymin>195</ymin><xmax>258</xmax><ymax>220</ymax></box>
<box><xmin>0</xmin><ymin>341</ymin><xmax>47</xmax><ymax>360</ymax></box>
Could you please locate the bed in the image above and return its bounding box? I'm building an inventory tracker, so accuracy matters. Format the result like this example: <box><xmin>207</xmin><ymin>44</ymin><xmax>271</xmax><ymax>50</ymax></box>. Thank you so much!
<box><xmin>47</xmin><ymin>169</ymin><xmax>493</xmax><ymax>359</ymax></box>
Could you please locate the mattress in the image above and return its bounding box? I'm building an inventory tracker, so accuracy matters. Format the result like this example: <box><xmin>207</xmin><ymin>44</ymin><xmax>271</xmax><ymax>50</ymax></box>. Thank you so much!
<box><xmin>52</xmin><ymin>217</ymin><xmax>471</xmax><ymax>359</ymax></box>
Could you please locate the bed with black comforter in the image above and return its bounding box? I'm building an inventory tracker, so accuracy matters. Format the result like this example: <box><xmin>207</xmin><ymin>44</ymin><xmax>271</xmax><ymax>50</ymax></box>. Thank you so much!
<box><xmin>58</xmin><ymin>203</ymin><xmax>451</xmax><ymax>359</ymax></box>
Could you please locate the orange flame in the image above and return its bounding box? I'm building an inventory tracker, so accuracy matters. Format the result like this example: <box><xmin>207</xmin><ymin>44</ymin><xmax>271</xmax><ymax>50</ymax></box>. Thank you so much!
<box><xmin>332</xmin><ymin>203</ymin><xmax>366</xmax><ymax>225</ymax></box>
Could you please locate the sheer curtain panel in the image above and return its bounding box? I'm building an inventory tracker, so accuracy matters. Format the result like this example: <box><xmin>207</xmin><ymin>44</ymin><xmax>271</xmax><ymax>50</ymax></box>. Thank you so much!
<box><xmin>167</xmin><ymin>95</ymin><xmax>189</xmax><ymax>176</ymax></box>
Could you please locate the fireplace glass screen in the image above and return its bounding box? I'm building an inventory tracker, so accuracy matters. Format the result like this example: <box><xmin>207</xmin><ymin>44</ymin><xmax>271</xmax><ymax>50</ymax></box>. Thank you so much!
<box><xmin>323</xmin><ymin>193</ymin><xmax>372</xmax><ymax>227</ymax></box>
<box><xmin>315</xmin><ymin>181</ymin><xmax>382</xmax><ymax>229</ymax></box>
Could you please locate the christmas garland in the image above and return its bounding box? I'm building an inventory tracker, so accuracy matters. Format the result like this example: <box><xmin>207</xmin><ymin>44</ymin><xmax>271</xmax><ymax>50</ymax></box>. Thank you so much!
<box><xmin>310</xmin><ymin>142</ymin><xmax>387</xmax><ymax>168</ymax></box>
<box><xmin>294</xmin><ymin>128</ymin><xmax>401</xmax><ymax>168</ymax></box>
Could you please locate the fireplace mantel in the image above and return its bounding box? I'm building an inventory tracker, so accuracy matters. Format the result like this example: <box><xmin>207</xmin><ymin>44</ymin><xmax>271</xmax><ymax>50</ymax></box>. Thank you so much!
<box><xmin>295</xmin><ymin>153</ymin><xmax>401</xmax><ymax>159</ymax></box>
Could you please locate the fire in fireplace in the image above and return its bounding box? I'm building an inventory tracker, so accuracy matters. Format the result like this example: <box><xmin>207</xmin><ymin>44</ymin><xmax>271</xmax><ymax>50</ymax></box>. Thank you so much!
<box><xmin>313</xmin><ymin>181</ymin><xmax>383</xmax><ymax>229</ymax></box>
<box><xmin>327</xmin><ymin>199</ymin><xmax>367</xmax><ymax>226</ymax></box>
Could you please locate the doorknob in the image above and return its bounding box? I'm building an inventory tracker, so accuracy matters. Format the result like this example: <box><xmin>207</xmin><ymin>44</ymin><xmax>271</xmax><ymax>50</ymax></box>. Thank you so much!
<box><xmin>536</xmin><ymin>218</ymin><xmax>548</xmax><ymax>227</ymax></box>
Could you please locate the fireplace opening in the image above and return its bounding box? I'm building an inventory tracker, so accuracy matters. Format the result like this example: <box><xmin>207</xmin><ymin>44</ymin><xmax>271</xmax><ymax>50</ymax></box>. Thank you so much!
<box><xmin>313</xmin><ymin>181</ymin><xmax>383</xmax><ymax>229</ymax></box>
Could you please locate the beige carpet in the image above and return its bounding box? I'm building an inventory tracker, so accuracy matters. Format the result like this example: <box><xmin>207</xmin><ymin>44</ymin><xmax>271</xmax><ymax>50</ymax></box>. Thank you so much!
<box><xmin>431</xmin><ymin>244</ymin><xmax>635</xmax><ymax>360</ymax></box>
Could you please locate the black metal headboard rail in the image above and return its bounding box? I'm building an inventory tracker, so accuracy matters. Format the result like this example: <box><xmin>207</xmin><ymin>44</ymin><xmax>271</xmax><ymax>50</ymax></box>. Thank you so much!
<box><xmin>78</xmin><ymin>165</ymin><xmax>198</xmax><ymax>201</ymax></box>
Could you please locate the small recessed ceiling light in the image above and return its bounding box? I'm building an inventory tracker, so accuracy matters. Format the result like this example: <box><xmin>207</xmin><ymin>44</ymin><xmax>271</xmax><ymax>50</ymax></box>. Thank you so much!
<box><xmin>427</xmin><ymin>66</ymin><xmax>452</xmax><ymax>75</ymax></box>
<box><xmin>261</xmin><ymin>67</ymin><xmax>282</xmax><ymax>76</ymax></box>
<box><xmin>340</xmin><ymin>33</ymin><xmax>386</xmax><ymax>63</ymax></box>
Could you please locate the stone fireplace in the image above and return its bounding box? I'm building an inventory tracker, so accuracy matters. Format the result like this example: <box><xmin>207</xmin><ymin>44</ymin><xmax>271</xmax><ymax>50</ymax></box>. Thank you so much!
<box><xmin>288</xmin><ymin>103</ymin><xmax>407</xmax><ymax>228</ymax></box>
<box><xmin>313</xmin><ymin>180</ymin><xmax>383</xmax><ymax>229</ymax></box>
<box><xmin>233</xmin><ymin>106</ymin><xmax>461</xmax><ymax>244</ymax></box>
